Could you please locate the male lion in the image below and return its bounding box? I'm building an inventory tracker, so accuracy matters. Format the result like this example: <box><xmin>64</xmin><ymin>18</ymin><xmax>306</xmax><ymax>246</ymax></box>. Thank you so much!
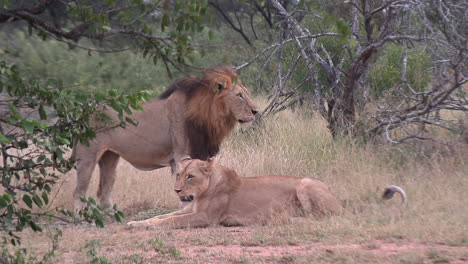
<box><xmin>126</xmin><ymin>158</ymin><xmax>343</xmax><ymax>228</ymax></box>
<box><xmin>72</xmin><ymin>66</ymin><xmax>257</xmax><ymax>210</ymax></box>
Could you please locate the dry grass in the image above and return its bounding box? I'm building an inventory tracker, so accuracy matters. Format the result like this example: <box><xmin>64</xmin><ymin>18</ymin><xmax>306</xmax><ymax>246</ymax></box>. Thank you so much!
<box><xmin>22</xmin><ymin>103</ymin><xmax>468</xmax><ymax>263</ymax></box>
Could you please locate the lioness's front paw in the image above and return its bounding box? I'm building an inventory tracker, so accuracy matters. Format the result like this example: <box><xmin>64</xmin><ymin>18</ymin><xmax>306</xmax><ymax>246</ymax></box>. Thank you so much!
<box><xmin>125</xmin><ymin>221</ymin><xmax>142</xmax><ymax>229</ymax></box>
<box><xmin>126</xmin><ymin>221</ymin><xmax>139</xmax><ymax>226</ymax></box>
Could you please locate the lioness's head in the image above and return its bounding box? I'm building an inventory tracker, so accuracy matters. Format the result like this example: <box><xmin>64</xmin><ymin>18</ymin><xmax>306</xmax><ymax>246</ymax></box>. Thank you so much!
<box><xmin>174</xmin><ymin>158</ymin><xmax>213</xmax><ymax>202</ymax></box>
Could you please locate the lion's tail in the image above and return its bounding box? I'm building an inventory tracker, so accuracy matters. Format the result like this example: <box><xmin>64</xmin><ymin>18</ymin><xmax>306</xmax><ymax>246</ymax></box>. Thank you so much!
<box><xmin>382</xmin><ymin>185</ymin><xmax>407</xmax><ymax>206</ymax></box>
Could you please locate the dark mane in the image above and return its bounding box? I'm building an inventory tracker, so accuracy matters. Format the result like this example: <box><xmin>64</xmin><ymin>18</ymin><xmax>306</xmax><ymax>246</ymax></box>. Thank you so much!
<box><xmin>186</xmin><ymin>119</ymin><xmax>220</xmax><ymax>160</ymax></box>
<box><xmin>158</xmin><ymin>65</ymin><xmax>239</xmax><ymax>160</ymax></box>
<box><xmin>158</xmin><ymin>76</ymin><xmax>207</xmax><ymax>100</ymax></box>
<box><xmin>158</xmin><ymin>65</ymin><xmax>236</xmax><ymax>100</ymax></box>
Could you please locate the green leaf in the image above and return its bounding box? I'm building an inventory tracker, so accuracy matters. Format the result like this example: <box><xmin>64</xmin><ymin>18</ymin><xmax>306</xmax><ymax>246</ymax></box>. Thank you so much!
<box><xmin>0</xmin><ymin>133</ymin><xmax>10</xmax><ymax>144</ymax></box>
<box><xmin>95</xmin><ymin>217</ymin><xmax>104</xmax><ymax>228</ymax></box>
<box><xmin>114</xmin><ymin>213</ymin><xmax>121</xmax><ymax>222</ymax></box>
<box><xmin>22</xmin><ymin>120</ymin><xmax>35</xmax><ymax>133</ymax></box>
<box><xmin>102</xmin><ymin>25</ymin><xmax>112</xmax><ymax>32</ymax></box>
<box><xmin>32</xmin><ymin>193</ymin><xmax>43</xmax><ymax>207</ymax></box>
<box><xmin>117</xmin><ymin>211</ymin><xmax>125</xmax><ymax>222</ymax></box>
<box><xmin>23</xmin><ymin>195</ymin><xmax>33</xmax><ymax>208</ymax></box>
<box><xmin>37</xmin><ymin>154</ymin><xmax>46</xmax><ymax>163</ymax></box>
<box><xmin>0</xmin><ymin>196</ymin><xmax>8</xmax><ymax>209</ymax></box>
<box><xmin>7</xmin><ymin>103</ymin><xmax>18</xmax><ymax>113</ymax></box>
<box><xmin>208</xmin><ymin>29</ymin><xmax>214</xmax><ymax>40</ymax></box>
<box><xmin>110</xmin><ymin>100</ymin><xmax>121</xmax><ymax>114</ymax></box>
<box><xmin>125</xmin><ymin>117</ymin><xmax>138</xmax><ymax>126</ymax></box>
<box><xmin>132</xmin><ymin>104</ymin><xmax>144</xmax><ymax>111</ymax></box>
<box><xmin>161</xmin><ymin>14</ymin><xmax>170</xmax><ymax>32</ymax></box>
<box><xmin>39</xmin><ymin>105</ymin><xmax>47</xmax><ymax>120</ymax></box>
<box><xmin>42</xmin><ymin>192</ymin><xmax>49</xmax><ymax>205</ymax></box>
<box><xmin>29</xmin><ymin>220</ymin><xmax>43</xmax><ymax>232</ymax></box>
<box><xmin>3</xmin><ymin>194</ymin><xmax>11</xmax><ymax>203</ymax></box>
<box><xmin>60</xmin><ymin>208</ymin><xmax>74</xmax><ymax>218</ymax></box>
<box><xmin>61</xmin><ymin>137</ymin><xmax>71</xmax><ymax>145</ymax></box>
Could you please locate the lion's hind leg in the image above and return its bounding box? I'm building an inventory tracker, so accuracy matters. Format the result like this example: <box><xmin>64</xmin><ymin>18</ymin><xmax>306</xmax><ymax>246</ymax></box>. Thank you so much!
<box><xmin>296</xmin><ymin>178</ymin><xmax>343</xmax><ymax>217</ymax></box>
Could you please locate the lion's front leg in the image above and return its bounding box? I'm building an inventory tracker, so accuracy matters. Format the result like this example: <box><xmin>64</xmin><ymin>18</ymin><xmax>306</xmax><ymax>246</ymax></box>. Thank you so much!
<box><xmin>127</xmin><ymin>212</ymin><xmax>210</xmax><ymax>229</ymax></box>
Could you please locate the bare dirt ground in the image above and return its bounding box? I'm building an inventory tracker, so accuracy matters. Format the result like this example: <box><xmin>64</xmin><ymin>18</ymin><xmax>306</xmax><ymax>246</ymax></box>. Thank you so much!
<box><xmin>26</xmin><ymin>221</ymin><xmax>468</xmax><ymax>264</ymax></box>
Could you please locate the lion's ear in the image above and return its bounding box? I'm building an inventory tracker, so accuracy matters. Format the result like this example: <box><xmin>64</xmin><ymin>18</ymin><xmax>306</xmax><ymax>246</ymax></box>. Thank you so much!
<box><xmin>212</xmin><ymin>77</ymin><xmax>227</xmax><ymax>92</ymax></box>
<box><xmin>213</xmin><ymin>82</ymin><xmax>224</xmax><ymax>92</ymax></box>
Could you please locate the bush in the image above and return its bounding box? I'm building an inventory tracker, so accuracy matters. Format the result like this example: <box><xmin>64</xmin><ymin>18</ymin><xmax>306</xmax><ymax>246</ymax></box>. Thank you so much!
<box><xmin>368</xmin><ymin>44</ymin><xmax>431</xmax><ymax>98</ymax></box>
<box><xmin>1</xmin><ymin>31</ymin><xmax>170</xmax><ymax>95</ymax></box>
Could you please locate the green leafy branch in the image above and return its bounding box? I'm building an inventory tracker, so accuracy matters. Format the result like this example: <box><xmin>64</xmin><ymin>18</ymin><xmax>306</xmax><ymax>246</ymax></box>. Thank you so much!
<box><xmin>0</xmin><ymin>60</ymin><xmax>148</xmax><ymax>245</ymax></box>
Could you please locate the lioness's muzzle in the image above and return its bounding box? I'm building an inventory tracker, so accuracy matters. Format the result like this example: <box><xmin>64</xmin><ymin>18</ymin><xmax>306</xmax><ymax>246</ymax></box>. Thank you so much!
<box><xmin>180</xmin><ymin>195</ymin><xmax>194</xmax><ymax>202</ymax></box>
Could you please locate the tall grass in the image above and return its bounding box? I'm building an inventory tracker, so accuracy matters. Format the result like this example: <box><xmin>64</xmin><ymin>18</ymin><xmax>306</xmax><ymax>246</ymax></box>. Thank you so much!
<box><xmin>50</xmin><ymin>103</ymin><xmax>467</xmax><ymax>244</ymax></box>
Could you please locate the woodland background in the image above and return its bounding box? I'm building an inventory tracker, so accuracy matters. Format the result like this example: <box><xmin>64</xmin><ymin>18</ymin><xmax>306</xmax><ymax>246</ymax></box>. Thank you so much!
<box><xmin>0</xmin><ymin>1</ymin><xmax>466</xmax><ymax>263</ymax></box>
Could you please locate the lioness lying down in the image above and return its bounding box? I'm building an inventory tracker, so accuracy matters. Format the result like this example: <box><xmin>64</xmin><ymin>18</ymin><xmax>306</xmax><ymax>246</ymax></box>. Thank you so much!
<box><xmin>127</xmin><ymin>158</ymin><xmax>343</xmax><ymax>228</ymax></box>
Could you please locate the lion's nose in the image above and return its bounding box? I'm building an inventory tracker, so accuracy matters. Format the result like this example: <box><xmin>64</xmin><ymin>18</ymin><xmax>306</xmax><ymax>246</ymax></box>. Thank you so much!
<box><xmin>174</xmin><ymin>189</ymin><xmax>182</xmax><ymax>194</ymax></box>
<box><xmin>252</xmin><ymin>109</ymin><xmax>258</xmax><ymax>115</ymax></box>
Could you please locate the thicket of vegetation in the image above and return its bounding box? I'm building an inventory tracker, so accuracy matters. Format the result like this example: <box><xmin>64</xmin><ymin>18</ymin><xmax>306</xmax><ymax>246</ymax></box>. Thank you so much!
<box><xmin>1</xmin><ymin>31</ymin><xmax>169</xmax><ymax>94</ymax></box>
<box><xmin>0</xmin><ymin>0</ymin><xmax>466</xmax><ymax>262</ymax></box>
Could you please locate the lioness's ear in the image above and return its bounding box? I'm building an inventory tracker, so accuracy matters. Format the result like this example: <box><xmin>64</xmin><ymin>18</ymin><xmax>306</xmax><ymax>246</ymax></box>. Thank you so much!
<box><xmin>180</xmin><ymin>156</ymin><xmax>192</xmax><ymax>162</ymax></box>
<box><xmin>207</xmin><ymin>157</ymin><xmax>215</xmax><ymax>167</ymax></box>
<box><xmin>199</xmin><ymin>158</ymin><xmax>215</xmax><ymax>174</ymax></box>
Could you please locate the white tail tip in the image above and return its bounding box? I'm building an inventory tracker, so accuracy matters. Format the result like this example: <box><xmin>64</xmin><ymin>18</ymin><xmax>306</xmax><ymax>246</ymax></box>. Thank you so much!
<box><xmin>383</xmin><ymin>185</ymin><xmax>407</xmax><ymax>206</ymax></box>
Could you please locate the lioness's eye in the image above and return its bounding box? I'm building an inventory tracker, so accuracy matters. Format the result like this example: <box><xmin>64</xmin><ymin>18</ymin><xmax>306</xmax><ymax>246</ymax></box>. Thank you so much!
<box><xmin>237</xmin><ymin>93</ymin><xmax>244</xmax><ymax>99</ymax></box>
<box><xmin>187</xmin><ymin>175</ymin><xmax>194</xmax><ymax>180</ymax></box>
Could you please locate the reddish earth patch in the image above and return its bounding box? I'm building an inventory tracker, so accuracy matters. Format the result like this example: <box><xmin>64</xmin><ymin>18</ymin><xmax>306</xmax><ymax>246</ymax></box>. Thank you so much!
<box><xmin>178</xmin><ymin>239</ymin><xmax>468</xmax><ymax>263</ymax></box>
<box><xmin>25</xmin><ymin>224</ymin><xmax>468</xmax><ymax>263</ymax></box>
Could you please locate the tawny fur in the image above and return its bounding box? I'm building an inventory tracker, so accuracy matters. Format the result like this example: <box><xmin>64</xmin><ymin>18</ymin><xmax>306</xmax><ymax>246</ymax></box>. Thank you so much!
<box><xmin>72</xmin><ymin>66</ymin><xmax>257</xmax><ymax>211</ymax></box>
<box><xmin>127</xmin><ymin>158</ymin><xmax>343</xmax><ymax>228</ymax></box>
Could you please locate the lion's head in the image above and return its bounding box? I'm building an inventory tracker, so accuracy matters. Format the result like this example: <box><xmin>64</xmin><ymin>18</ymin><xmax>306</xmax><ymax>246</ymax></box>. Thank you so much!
<box><xmin>184</xmin><ymin>66</ymin><xmax>258</xmax><ymax>132</ymax></box>
<box><xmin>158</xmin><ymin>66</ymin><xmax>258</xmax><ymax>159</ymax></box>
<box><xmin>197</xmin><ymin>66</ymin><xmax>258</xmax><ymax>128</ymax></box>
<box><xmin>173</xmin><ymin>158</ymin><xmax>213</xmax><ymax>202</ymax></box>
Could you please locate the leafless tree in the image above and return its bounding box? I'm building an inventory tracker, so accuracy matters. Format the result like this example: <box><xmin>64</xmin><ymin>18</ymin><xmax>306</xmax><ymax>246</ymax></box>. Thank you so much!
<box><xmin>366</xmin><ymin>0</ymin><xmax>467</xmax><ymax>143</ymax></box>
<box><xmin>209</xmin><ymin>0</ymin><xmax>280</xmax><ymax>46</ymax></box>
<box><xmin>238</xmin><ymin>0</ymin><xmax>467</xmax><ymax>142</ymax></box>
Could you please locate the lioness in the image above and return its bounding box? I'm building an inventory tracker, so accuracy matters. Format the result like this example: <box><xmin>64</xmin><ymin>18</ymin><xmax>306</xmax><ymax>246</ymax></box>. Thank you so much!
<box><xmin>127</xmin><ymin>158</ymin><xmax>343</xmax><ymax>228</ymax></box>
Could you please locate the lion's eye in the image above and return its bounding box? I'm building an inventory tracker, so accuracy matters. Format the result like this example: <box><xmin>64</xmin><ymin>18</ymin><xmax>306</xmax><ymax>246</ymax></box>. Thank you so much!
<box><xmin>187</xmin><ymin>175</ymin><xmax>194</xmax><ymax>180</ymax></box>
<box><xmin>237</xmin><ymin>93</ymin><xmax>244</xmax><ymax>99</ymax></box>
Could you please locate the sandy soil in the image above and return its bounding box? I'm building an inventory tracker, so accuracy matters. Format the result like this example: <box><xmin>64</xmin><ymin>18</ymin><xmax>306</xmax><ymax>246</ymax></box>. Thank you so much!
<box><xmin>26</xmin><ymin>223</ymin><xmax>468</xmax><ymax>264</ymax></box>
